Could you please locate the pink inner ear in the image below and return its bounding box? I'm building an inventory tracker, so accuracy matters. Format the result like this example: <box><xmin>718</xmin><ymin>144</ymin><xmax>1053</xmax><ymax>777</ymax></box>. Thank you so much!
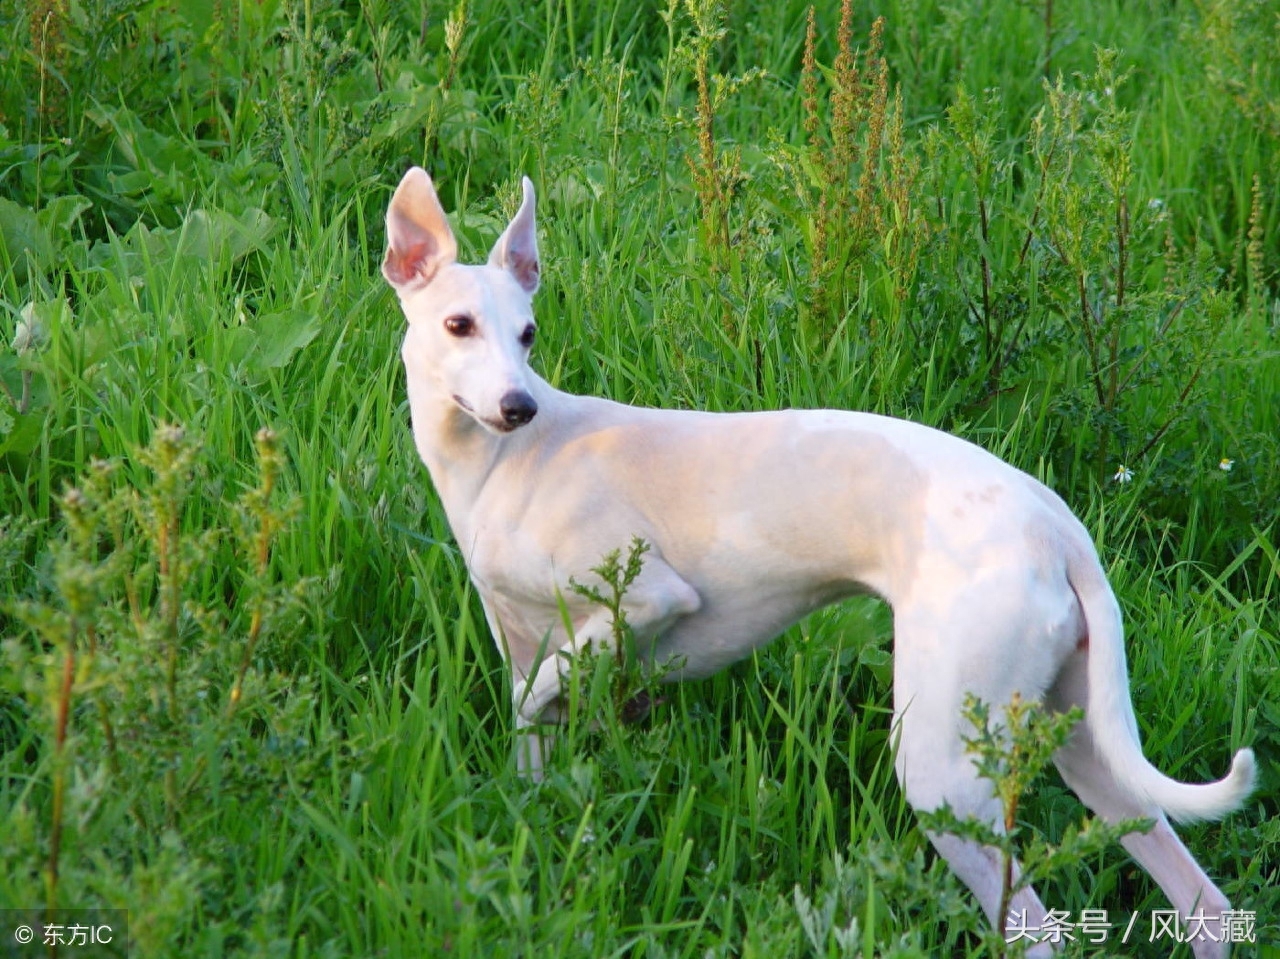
<box><xmin>384</xmin><ymin>240</ymin><xmax>431</xmax><ymax>286</ymax></box>
<box><xmin>513</xmin><ymin>256</ymin><xmax>539</xmax><ymax>291</ymax></box>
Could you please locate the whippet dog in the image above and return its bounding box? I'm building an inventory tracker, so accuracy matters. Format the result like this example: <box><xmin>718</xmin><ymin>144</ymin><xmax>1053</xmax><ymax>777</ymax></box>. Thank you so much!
<box><xmin>381</xmin><ymin>167</ymin><xmax>1254</xmax><ymax>957</ymax></box>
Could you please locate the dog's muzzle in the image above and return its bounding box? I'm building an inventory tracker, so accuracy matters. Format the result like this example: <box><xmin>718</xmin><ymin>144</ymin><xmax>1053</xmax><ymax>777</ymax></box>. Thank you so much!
<box><xmin>499</xmin><ymin>390</ymin><xmax>538</xmax><ymax>429</ymax></box>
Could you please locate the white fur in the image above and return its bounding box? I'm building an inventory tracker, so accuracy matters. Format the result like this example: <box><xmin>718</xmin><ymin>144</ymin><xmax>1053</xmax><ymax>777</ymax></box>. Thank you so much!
<box><xmin>382</xmin><ymin>168</ymin><xmax>1254</xmax><ymax>957</ymax></box>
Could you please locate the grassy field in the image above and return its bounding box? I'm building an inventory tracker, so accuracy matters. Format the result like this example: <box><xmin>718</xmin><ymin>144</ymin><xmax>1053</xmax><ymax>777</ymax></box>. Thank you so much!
<box><xmin>0</xmin><ymin>0</ymin><xmax>1277</xmax><ymax>955</ymax></box>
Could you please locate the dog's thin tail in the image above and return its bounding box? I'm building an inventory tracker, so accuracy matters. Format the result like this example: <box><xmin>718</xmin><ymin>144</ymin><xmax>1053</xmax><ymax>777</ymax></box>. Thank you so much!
<box><xmin>1070</xmin><ymin>548</ymin><xmax>1255</xmax><ymax>824</ymax></box>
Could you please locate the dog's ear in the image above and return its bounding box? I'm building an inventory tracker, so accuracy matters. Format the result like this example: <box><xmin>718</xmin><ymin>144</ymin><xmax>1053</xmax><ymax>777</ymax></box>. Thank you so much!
<box><xmin>488</xmin><ymin>176</ymin><xmax>540</xmax><ymax>294</ymax></box>
<box><xmin>383</xmin><ymin>167</ymin><xmax>458</xmax><ymax>290</ymax></box>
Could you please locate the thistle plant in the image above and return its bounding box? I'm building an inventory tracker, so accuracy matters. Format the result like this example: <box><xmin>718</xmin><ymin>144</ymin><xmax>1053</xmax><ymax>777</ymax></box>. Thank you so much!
<box><xmin>928</xmin><ymin>50</ymin><xmax>1236</xmax><ymax>480</ymax></box>
<box><xmin>227</xmin><ymin>428</ymin><xmax>290</xmax><ymax>716</ymax></box>
<box><xmin>577</xmin><ymin>53</ymin><xmax>645</xmax><ymax>216</ymax></box>
<box><xmin>941</xmin><ymin>85</ymin><xmax>1014</xmax><ymax>383</ymax></box>
<box><xmin>1192</xmin><ymin>0</ymin><xmax>1280</xmax><ymax>142</ymax></box>
<box><xmin>1033</xmin><ymin>52</ymin><xmax>1233</xmax><ymax>473</ymax></box>
<box><xmin>1243</xmin><ymin>172</ymin><xmax>1269</xmax><ymax>320</ymax></box>
<box><xmin>779</xmin><ymin>2</ymin><xmax>925</xmax><ymax>347</ymax></box>
<box><xmin>920</xmin><ymin>693</ymin><xmax>1148</xmax><ymax>958</ymax></box>
<box><xmin>550</xmin><ymin>538</ymin><xmax>683</xmax><ymax>781</ymax></box>
<box><xmin>422</xmin><ymin>0</ymin><xmax>471</xmax><ymax>170</ymax></box>
<box><xmin>568</xmin><ymin>537</ymin><xmax>650</xmax><ymax>666</ymax></box>
<box><xmin>683</xmin><ymin>0</ymin><xmax>735</xmax><ymax>263</ymax></box>
<box><xmin>28</xmin><ymin>0</ymin><xmax>68</xmax><ymax>204</ymax></box>
<box><xmin>2</xmin><ymin>422</ymin><xmax>320</xmax><ymax>922</ymax></box>
<box><xmin>677</xmin><ymin>0</ymin><xmax>765</xmax><ymax>338</ymax></box>
<box><xmin>508</xmin><ymin>70</ymin><xmax>570</xmax><ymax>191</ymax></box>
<box><xmin>8</xmin><ymin>458</ymin><xmax>132</xmax><ymax>909</ymax></box>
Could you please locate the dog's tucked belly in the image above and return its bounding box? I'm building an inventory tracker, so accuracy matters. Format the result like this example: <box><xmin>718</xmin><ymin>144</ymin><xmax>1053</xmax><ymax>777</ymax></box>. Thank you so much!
<box><xmin>481</xmin><ymin>572</ymin><xmax>861</xmax><ymax>684</ymax></box>
<box><xmin>648</xmin><ymin>577</ymin><xmax>870</xmax><ymax>679</ymax></box>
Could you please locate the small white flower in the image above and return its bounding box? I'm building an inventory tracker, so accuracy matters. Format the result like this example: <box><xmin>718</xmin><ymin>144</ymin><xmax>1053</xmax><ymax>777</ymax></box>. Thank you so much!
<box><xmin>1114</xmin><ymin>465</ymin><xmax>1134</xmax><ymax>484</ymax></box>
<box><xmin>12</xmin><ymin>321</ymin><xmax>36</xmax><ymax>354</ymax></box>
<box><xmin>1219</xmin><ymin>458</ymin><xmax>1234</xmax><ymax>472</ymax></box>
<box><xmin>12</xmin><ymin>303</ymin><xmax>48</xmax><ymax>355</ymax></box>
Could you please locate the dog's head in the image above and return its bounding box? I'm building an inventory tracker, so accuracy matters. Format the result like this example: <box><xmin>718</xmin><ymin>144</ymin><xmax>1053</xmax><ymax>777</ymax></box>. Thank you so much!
<box><xmin>382</xmin><ymin>167</ymin><xmax>541</xmax><ymax>434</ymax></box>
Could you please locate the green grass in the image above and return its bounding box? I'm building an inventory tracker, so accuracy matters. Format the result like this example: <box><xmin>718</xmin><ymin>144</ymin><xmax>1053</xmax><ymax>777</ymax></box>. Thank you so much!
<box><xmin>1</xmin><ymin>0</ymin><xmax>1277</xmax><ymax>955</ymax></box>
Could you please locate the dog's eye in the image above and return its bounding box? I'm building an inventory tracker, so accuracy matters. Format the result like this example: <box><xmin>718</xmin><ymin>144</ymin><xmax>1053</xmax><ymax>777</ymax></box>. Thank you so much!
<box><xmin>444</xmin><ymin>314</ymin><xmax>474</xmax><ymax>337</ymax></box>
<box><xmin>519</xmin><ymin>324</ymin><xmax>536</xmax><ymax>348</ymax></box>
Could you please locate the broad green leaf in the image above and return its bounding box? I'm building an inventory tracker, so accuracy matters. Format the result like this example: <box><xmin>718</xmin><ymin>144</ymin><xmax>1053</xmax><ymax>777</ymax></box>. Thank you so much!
<box><xmin>252</xmin><ymin>308</ymin><xmax>321</xmax><ymax>372</ymax></box>
<box><xmin>176</xmin><ymin>208</ymin><xmax>276</xmax><ymax>263</ymax></box>
<box><xmin>227</xmin><ymin>308</ymin><xmax>322</xmax><ymax>379</ymax></box>
<box><xmin>0</xmin><ymin>197</ymin><xmax>53</xmax><ymax>278</ymax></box>
<box><xmin>36</xmin><ymin>195</ymin><xmax>92</xmax><ymax>247</ymax></box>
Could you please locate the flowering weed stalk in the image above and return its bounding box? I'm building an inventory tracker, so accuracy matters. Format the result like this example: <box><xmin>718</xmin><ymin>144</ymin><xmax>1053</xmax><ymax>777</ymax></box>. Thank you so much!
<box><xmin>920</xmin><ymin>694</ymin><xmax>1148</xmax><ymax>959</ymax></box>
<box><xmin>3</xmin><ymin>421</ymin><xmax>319</xmax><ymax>928</ymax></box>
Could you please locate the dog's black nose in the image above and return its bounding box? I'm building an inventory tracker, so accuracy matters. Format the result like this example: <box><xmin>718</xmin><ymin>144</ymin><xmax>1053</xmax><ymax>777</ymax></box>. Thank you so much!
<box><xmin>499</xmin><ymin>390</ymin><xmax>538</xmax><ymax>428</ymax></box>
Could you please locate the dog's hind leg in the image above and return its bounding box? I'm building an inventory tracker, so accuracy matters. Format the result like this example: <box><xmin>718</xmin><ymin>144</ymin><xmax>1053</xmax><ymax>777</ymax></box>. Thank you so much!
<box><xmin>893</xmin><ymin>656</ymin><xmax>1060</xmax><ymax>953</ymax></box>
<box><xmin>895</xmin><ymin>716</ymin><xmax>1060</xmax><ymax>955</ymax></box>
<box><xmin>925</xmin><ymin>832</ymin><xmax>1058</xmax><ymax>956</ymax></box>
<box><xmin>1048</xmin><ymin>651</ymin><xmax>1232</xmax><ymax>959</ymax></box>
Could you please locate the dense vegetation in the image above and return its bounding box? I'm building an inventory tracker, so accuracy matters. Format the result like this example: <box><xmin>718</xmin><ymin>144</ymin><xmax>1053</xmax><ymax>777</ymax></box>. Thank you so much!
<box><xmin>1</xmin><ymin>0</ymin><xmax>1276</xmax><ymax>955</ymax></box>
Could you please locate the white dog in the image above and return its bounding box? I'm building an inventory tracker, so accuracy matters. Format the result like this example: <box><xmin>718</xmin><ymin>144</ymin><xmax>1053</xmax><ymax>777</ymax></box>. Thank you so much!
<box><xmin>381</xmin><ymin>168</ymin><xmax>1254</xmax><ymax>957</ymax></box>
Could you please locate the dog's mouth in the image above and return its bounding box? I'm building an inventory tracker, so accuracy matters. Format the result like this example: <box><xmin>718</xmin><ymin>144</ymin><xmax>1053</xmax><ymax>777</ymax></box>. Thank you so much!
<box><xmin>452</xmin><ymin>394</ymin><xmax>519</xmax><ymax>434</ymax></box>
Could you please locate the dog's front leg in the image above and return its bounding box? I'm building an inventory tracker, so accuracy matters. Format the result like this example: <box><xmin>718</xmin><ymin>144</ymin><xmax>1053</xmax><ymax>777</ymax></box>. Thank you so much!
<box><xmin>512</xmin><ymin>558</ymin><xmax>701</xmax><ymax>777</ymax></box>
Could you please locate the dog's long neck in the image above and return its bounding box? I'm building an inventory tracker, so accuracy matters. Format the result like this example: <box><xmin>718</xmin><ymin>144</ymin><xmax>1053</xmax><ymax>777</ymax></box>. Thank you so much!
<box><xmin>409</xmin><ymin>371</ymin><xmax>558</xmax><ymax>531</ymax></box>
<box><xmin>409</xmin><ymin>390</ymin><xmax>503</xmax><ymax>511</ymax></box>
